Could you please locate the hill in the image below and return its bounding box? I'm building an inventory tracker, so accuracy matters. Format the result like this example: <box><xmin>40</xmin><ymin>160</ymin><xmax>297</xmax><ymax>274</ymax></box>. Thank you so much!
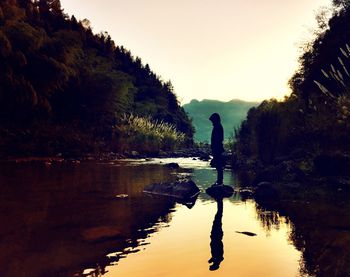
<box><xmin>183</xmin><ymin>99</ymin><xmax>259</xmax><ymax>142</ymax></box>
<box><xmin>0</xmin><ymin>0</ymin><xmax>193</xmax><ymax>157</ymax></box>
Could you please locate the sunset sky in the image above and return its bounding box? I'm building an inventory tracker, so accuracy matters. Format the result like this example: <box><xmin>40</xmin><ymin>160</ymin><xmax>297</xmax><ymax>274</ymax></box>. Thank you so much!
<box><xmin>60</xmin><ymin>0</ymin><xmax>331</xmax><ymax>104</ymax></box>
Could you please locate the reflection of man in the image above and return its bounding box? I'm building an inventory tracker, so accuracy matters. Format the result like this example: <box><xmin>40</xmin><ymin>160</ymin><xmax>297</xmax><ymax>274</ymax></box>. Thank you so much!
<box><xmin>208</xmin><ymin>198</ymin><xmax>224</xmax><ymax>271</ymax></box>
<box><xmin>209</xmin><ymin>113</ymin><xmax>224</xmax><ymax>185</ymax></box>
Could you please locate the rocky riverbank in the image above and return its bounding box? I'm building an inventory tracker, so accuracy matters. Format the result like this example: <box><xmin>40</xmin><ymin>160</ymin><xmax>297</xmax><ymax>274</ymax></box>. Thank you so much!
<box><xmin>233</xmin><ymin>154</ymin><xmax>350</xmax><ymax>277</ymax></box>
<box><xmin>234</xmin><ymin>151</ymin><xmax>350</xmax><ymax>191</ymax></box>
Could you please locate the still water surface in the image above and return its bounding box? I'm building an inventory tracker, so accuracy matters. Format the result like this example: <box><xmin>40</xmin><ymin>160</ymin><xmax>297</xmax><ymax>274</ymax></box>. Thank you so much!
<box><xmin>0</xmin><ymin>158</ymin><xmax>303</xmax><ymax>277</ymax></box>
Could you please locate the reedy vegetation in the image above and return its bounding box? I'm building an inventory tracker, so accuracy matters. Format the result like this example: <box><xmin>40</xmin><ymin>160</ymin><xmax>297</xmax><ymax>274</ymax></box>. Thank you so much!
<box><xmin>116</xmin><ymin>114</ymin><xmax>186</xmax><ymax>154</ymax></box>
<box><xmin>314</xmin><ymin>45</ymin><xmax>350</xmax><ymax>126</ymax></box>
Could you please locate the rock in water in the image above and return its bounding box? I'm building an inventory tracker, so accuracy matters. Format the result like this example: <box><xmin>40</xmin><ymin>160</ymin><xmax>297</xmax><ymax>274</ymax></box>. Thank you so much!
<box><xmin>143</xmin><ymin>180</ymin><xmax>199</xmax><ymax>200</ymax></box>
<box><xmin>254</xmin><ymin>182</ymin><xmax>279</xmax><ymax>202</ymax></box>
<box><xmin>165</xmin><ymin>163</ymin><xmax>180</xmax><ymax>169</ymax></box>
<box><xmin>236</xmin><ymin>231</ymin><xmax>257</xmax><ymax>237</ymax></box>
<box><xmin>206</xmin><ymin>185</ymin><xmax>234</xmax><ymax>198</ymax></box>
<box><xmin>115</xmin><ymin>194</ymin><xmax>128</xmax><ymax>199</ymax></box>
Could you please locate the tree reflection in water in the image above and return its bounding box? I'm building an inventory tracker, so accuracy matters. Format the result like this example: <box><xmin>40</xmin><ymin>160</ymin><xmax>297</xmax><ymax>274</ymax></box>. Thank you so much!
<box><xmin>254</xmin><ymin>198</ymin><xmax>350</xmax><ymax>277</ymax></box>
<box><xmin>255</xmin><ymin>204</ymin><xmax>286</xmax><ymax>234</ymax></box>
<box><xmin>0</xmin><ymin>162</ymin><xmax>178</xmax><ymax>277</ymax></box>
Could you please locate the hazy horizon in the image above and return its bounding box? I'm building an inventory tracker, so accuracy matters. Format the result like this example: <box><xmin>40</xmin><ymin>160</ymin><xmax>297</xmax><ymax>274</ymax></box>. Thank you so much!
<box><xmin>61</xmin><ymin>0</ymin><xmax>332</xmax><ymax>104</ymax></box>
<box><xmin>184</xmin><ymin>98</ymin><xmax>261</xmax><ymax>104</ymax></box>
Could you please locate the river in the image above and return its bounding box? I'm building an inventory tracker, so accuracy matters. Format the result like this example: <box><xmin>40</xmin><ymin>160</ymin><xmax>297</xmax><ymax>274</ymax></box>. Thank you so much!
<box><xmin>0</xmin><ymin>158</ymin><xmax>307</xmax><ymax>277</ymax></box>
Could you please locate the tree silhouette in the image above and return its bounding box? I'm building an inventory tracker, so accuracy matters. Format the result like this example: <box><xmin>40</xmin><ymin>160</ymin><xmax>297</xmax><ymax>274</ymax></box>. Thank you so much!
<box><xmin>0</xmin><ymin>0</ymin><xmax>193</xmax><ymax>156</ymax></box>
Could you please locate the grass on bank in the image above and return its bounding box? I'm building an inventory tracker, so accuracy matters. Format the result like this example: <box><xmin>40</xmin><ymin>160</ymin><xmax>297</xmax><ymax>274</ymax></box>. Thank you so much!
<box><xmin>114</xmin><ymin>114</ymin><xmax>186</xmax><ymax>154</ymax></box>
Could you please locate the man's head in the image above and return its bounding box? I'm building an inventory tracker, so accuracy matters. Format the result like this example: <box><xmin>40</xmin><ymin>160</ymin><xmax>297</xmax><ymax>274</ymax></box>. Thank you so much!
<box><xmin>209</xmin><ymin>113</ymin><xmax>221</xmax><ymax>125</ymax></box>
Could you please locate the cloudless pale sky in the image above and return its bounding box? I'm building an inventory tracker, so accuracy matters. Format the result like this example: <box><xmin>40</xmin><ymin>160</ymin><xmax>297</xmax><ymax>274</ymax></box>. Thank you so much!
<box><xmin>60</xmin><ymin>0</ymin><xmax>331</xmax><ymax>104</ymax></box>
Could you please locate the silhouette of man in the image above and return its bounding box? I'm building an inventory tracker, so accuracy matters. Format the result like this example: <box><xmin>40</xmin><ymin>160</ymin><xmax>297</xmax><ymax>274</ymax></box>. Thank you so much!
<box><xmin>209</xmin><ymin>113</ymin><xmax>224</xmax><ymax>185</ymax></box>
<box><xmin>208</xmin><ymin>197</ymin><xmax>224</xmax><ymax>271</ymax></box>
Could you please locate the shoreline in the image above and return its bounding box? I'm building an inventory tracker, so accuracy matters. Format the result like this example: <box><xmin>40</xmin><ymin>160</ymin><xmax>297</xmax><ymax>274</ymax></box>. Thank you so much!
<box><xmin>0</xmin><ymin>149</ymin><xmax>212</xmax><ymax>163</ymax></box>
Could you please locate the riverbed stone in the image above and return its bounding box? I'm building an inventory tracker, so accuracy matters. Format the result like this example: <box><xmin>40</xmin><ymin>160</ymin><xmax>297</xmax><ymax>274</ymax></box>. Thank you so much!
<box><xmin>143</xmin><ymin>180</ymin><xmax>199</xmax><ymax>199</ymax></box>
<box><xmin>235</xmin><ymin>188</ymin><xmax>254</xmax><ymax>200</ymax></box>
<box><xmin>165</xmin><ymin>162</ymin><xmax>180</xmax><ymax>169</ymax></box>
<box><xmin>199</xmin><ymin>153</ymin><xmax>210</xmax><ymax>161</ymax></box>
<box><xmin>206</xmin><ymin>185</ymin><xmax>234</xmax><ymax>198</ymax></box>
<box><xmin>235</xmin><ymin>231</ymin><xmax>257</xmax><ymax>237</ymax></box>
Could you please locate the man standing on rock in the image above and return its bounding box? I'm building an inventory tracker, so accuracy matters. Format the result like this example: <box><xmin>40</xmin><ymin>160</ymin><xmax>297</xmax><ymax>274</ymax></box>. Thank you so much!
<box><xmin>209</xmin><ymin>113</ymin><xmax>224</xmax><ymax>186</ymax></box>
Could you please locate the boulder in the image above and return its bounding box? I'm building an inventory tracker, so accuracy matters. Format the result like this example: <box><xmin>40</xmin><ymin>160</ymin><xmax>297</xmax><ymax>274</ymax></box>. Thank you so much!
<box><xmin>206</xmin><ymin>185</ymin><xmax>234</xmax><ymax>199</ymax></box>
<box><xmin>235</xmin><ymin>188</ymin><xmax>254</xmax><ymax>200</ymax></box>
<box><xmin>165</xmin><ymin>162</ymin><xmax>180</xmax><ymax>169</ymax></box>
<box><xmin>254</xmin><ymin>182</ymin><xmax>279</xmax><ymax>202</ymax></box>
<box><xmin>143</xmin><ymin>180</ymin><xmax>199</xmax><ymax>200</ymax></box>
<box><xmin>199</xmin><ymin>153</ymin><xmax>210</xmax><ymax>161</ymax></box>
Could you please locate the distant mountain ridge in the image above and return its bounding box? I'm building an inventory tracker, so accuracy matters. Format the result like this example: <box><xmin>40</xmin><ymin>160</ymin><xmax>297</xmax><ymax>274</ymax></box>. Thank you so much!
<box><xmin>183</xmin><ymin>99</ymin><xmax>260</xmax><ymax>142</ymax></box>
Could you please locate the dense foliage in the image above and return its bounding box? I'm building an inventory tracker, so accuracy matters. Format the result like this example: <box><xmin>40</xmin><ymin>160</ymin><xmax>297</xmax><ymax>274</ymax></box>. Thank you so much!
<box><xmin>233</xmin><ymin>0</ymin><xmax>350</xmax><ymax>175</ymax></box>
<box><xmin>0</xmin><ymin>0</ymin><xmax>193</xmax><ymax>157</ymax></box>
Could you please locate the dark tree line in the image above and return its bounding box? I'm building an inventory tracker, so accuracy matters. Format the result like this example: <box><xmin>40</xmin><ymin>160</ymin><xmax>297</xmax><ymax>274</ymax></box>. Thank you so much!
<box><xmin>233</xmin><ymin>0</ymin><xmax>350</xmax><ymax>172</ymax></box>
<box><xmin>0</xmin><ymin>0</ymin><xmax>193</xmax><ymax>156</ymax></box>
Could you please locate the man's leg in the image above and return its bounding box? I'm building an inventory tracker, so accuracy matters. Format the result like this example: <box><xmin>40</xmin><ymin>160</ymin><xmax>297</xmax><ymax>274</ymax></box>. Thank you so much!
<box><xmin>216</xmin><ymin>155</ymin><xmax>223</xmax><ymax>185</ymax></box>
<box><xmin>217</xmin><ymin>166</ymin><xmax>223</xmax><ymax>185</ymax></box>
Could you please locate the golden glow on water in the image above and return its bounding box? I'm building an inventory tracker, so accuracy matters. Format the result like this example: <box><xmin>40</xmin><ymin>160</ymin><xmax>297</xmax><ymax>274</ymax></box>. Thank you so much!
<box><xmin>2</xmin><ymin>160</ymin><xmax>348</xmax><ymax>276</ymax></box>
<box><xmin>0</xmin><ymin>160</ymin><xmax>305</xmax><ymax>276</ymax></box>
<box><xmin>105</xmin><ymin>200</ymin><xmax>301</xmax><ymax>277</ymax></box>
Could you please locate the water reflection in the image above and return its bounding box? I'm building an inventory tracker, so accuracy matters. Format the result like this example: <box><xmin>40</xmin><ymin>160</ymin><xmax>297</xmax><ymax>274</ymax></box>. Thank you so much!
<box><xmin>255</xmin><ymin>204</ymin><xmax>286</xmax><ymax>234</ymax></box>
<box><xmin>208</xmin><ymin>198</ymin><xmax>224</xmax><ymax>271</ymax></box>
<box><xmin>260</xmin><ymin>199</ymin><xmax>350</xmax><ymax>277</ymax></box>
<box><xmin>0</xmin><ymin>159</ymin><xmax>305</xmax><ymax>277</ymax></box>
<box><xmin>0</xmin><ymin>161</ymin><xmax>177</xmax><ymax>276</ymax></box>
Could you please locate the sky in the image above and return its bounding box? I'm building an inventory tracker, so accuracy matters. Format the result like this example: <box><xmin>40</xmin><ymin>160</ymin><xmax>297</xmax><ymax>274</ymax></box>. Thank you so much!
<box><xmin>60</xmin><ymin>0</ymin><xmax>332</xmax><ymax>104</ymax></box>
